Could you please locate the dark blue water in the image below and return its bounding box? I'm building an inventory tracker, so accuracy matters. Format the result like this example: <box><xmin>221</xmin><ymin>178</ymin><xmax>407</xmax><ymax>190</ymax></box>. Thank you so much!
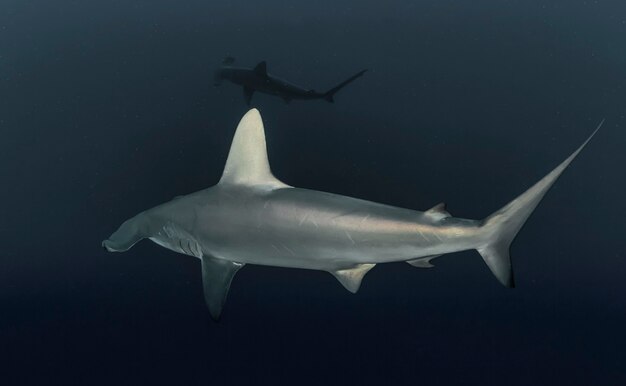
<box><xmin>2</xmin><ymin>1</ymin><xmax>625</xmax><ymax>384</ymax></box>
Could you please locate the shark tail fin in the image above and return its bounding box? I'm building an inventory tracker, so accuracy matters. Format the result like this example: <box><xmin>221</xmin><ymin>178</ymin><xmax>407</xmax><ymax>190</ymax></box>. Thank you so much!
<box><xmin>323</xmin><ymin>69</ymin><xmax>367</xmax><ymax>103</ymax></box>
<box><xmin>477</xmin><ymin>121</ymin><xmax>603</xmax><ymax>288</ymax></box>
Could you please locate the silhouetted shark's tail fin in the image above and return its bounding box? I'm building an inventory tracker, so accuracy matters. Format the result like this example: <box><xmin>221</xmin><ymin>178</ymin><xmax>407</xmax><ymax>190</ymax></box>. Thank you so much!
<box><xmin>477</xmin><ymin>121</ymin><xmax>603</xmax><ymax>287</ymax></box>
<box><xmin>323</xmin><ymin>69</ymin><xmax>367</xmax><ymax>103</ymax></box>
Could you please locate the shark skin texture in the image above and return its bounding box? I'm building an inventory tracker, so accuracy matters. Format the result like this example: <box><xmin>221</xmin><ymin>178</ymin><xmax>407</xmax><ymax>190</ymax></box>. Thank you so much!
<box><xmin>102</xmin><ymin>109</ymin><xmax>601</xmax><ymax>320</ymax></box>
<box><xmin>213</xmin><ymin>57</ymin><xmax>367</xmax><ymax>105</ymax></box>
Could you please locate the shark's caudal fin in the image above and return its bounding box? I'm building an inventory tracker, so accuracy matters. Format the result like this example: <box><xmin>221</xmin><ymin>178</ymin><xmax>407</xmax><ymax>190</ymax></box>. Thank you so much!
<box><xmin>323</xmin><ymin>69</ymin><xmax>367</xmax><ymax>103</ymax></box>
<box><xmin>477</xmin><ymin>120</ymin><xmax>603</xmax><ymax>287</ymax></box>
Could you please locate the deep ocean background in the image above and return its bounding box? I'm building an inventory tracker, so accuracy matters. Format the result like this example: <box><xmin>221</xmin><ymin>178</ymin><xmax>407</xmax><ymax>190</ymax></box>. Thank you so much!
<box><xmin>1</xmin><ymin>0</ymin><xmax>625</xmax><ymax>384</ymax></box>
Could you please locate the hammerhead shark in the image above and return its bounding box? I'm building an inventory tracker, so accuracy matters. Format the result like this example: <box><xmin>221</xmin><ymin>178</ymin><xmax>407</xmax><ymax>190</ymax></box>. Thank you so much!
<box><xmin>103</xmin><ymin>109</ymin><xmax>601</xmax><ymax>320</ymax></box>
<box><xmin>214</xmin><ymin>57</ymin><xmax>367</xmax><ymax>105</ymax></box>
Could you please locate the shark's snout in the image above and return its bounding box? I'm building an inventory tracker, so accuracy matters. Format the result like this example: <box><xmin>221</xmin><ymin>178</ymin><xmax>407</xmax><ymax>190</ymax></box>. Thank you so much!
<box><xmin>102</xmin><ymin>239</ymin><xmax>118</xmax><ymax>252</ymax></box>
<box><xmin>102</xmin><ymin>214</ymin><xmax>149</xmax><ymax>253</ymax></box>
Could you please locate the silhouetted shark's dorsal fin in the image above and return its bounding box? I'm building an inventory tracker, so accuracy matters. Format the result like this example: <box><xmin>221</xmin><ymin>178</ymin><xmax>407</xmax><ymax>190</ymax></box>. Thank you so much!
<box><xmin>219</xmin><ymin>109</ymin><xmax>289</xmax><ymax>189</ymax></box>
<box><xmin>254</xmin><ymin>61</ymin><xmax>268</xmax><ymax>77</ymax></box>
<box><xmin>222</xmin><ymin>56</ymin><xmax>235</xmax><ymax>65</ymax></box>
<box><xmin>424</xmin><ymin>202</ymin><xmax>451</xmax><ymax>221</ymax></box>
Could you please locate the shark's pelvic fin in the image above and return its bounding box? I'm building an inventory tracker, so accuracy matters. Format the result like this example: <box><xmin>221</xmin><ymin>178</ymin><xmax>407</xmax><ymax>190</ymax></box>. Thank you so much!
<box><xmin>201</xmin><ymin>256</ymin><xmax>244</xmax><ymax>321</ymax></box>
<box><xmin>254</xmin><ymin>61</ymin><xmax>268</xmax><ymax>78</ymax></box>
<box><xmin>331</xmin><ymin>264</ymin><xmax>376</xmax><ymax>293</ymax></box>
<box><xmin>218</xmin><ymin>109</ymin><xmax>289</xmax><ymax>189</ymax></box>
<box><xmin>478</xmin><ymin>120</ymin><xmax>603</xmax><ymax>288</ymax></box>
<box><xmin>424</xmin><ymin>202</ymin><xmax>451</xmax><ymax>221</ymax></box>
<box><xmin>407</xmin><ymin>254</ymin><xmax>442</xmax><ymax>268</ymax></box>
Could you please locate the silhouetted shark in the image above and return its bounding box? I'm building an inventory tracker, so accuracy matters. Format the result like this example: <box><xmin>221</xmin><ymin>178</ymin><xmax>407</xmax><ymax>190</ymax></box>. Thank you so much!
<box><xmin>102</xmin><ymin>109</ymin><xmax>602</xmax><ymax>320</ymax></box>
<box><xmin>214</xmin><ymin>57</ymin><xmax>367</xmax><ymax>105</ymax></box>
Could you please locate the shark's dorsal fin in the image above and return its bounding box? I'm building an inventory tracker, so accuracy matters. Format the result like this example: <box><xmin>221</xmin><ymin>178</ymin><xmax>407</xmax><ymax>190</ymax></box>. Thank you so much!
<box><xmin>331</xmin><ymin>264</ymin><xmax>376</xmax><ymax>293</ymax></box>
<box><xmin>424</xmin><ymin>202</ymin><xmax>451</xmax><ymax>221</ymax></box>
<box><xmin>254</xmin><ymin>61</ymin><xmax>268</xmax><ymax>77</ymax></box>
<box><xmin>219</xmin><ymin>109</ymin><xmax>289</xmax><ymax>189</ymax></box>
<box><xmin>222</xmin><ymin>56</ymin><xmax>235</xmax><ymax>65</ymax></box>
<box><xmin>201</xmin><ymin>256</ymin><xmax>244</xmax><ymax>321</ymax></box>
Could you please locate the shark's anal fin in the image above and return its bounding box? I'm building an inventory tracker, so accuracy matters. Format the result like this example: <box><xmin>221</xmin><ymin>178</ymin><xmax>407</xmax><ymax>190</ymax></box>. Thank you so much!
<box><xmin>219</xmin><ymin>109</ymin><xmax>289</xmax><ymax>189</ymax></box>
<box><xmin>201</xmin><ymin>256</ymin><xmax>244</xmax><ymax>321</ymax></box>
<box><xmin>331</xmin><ymin>264</ymin><xmax>376</xmax><ymax>293</ymax></box>
<box><xmin>254</xmin><ymin>61</ymin><xmax>268</xmax><ymax>78</ymax></box>
<box><xmin>243</xmin><ymin>87</ymin><xmax>254</xmax><ymax>106</ymax></box>
<box><xmin>406</xmin><ymin>254</ymin><xmax>442</xmax><ymax>268</ymax></box>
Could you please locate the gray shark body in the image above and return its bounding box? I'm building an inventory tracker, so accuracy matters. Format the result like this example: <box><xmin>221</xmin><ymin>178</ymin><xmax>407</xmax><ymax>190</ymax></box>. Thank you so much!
<box><xmin>214</xmin><ymin>58</ymin><xmax>367</xmax><ymax>105</ymax></box>
<box><xmin>103</xmin><ymin>109</ymin><xmax>600</xmax><ymax>320</ymax></box>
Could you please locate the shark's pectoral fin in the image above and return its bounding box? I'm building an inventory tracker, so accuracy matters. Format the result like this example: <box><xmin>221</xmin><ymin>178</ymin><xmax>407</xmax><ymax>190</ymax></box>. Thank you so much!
<box><xmin>201</xmin><ymin>256</ymin><xmax>244</xmax><ymax>321</ymax></box>
<box><xmin>243</xmin><ymin>87</ymin><xmax>254</xmax><ymax>105</ymax></box>
<box><xmin>330</xmin><ymin>264</ymin><xmax>376</xmax><ymax>293</ymax></box>
<box><xmin>406</xmin><ymin>254</ymin><xmax>442</xmax><ymax>268</ymax></box>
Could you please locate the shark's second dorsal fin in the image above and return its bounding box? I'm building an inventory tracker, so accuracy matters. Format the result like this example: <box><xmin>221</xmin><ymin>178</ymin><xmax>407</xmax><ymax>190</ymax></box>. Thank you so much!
<box><xmin>219</xmin><ymin>109</ymin><xmax>289</xmax><ymax>189</ymax></box>
<box><xmin>254</xmin><ymin>61</ymin><xmax>268</xmax><ymax>77</ymax></box>
<box><xmin>424</xmin><ymin>202</ymin><xmax>451</xmax><ymax>221</ymax></box>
